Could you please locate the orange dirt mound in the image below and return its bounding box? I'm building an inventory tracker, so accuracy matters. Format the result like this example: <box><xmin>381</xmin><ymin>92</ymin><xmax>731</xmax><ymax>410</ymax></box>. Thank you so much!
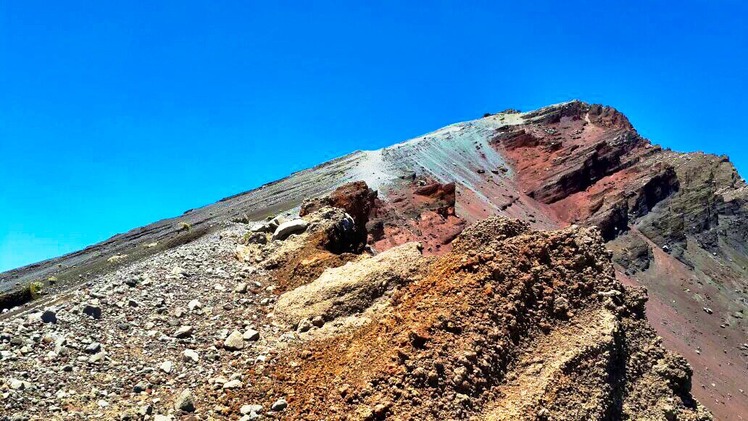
<box><xmin>227</xmin><ymin>217</ymin><xmax>710</xmax><ymax>420</ymax></box>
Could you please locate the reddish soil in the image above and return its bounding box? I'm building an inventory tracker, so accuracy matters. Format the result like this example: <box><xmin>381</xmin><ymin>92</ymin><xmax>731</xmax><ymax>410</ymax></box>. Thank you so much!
<box><xmin>224</xmin><ymin>218</ymin><xmax>710</xmax><ymax>420</ymax></box>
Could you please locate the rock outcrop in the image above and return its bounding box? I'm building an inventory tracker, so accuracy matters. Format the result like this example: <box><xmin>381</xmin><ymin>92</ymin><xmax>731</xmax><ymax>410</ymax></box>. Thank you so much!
<box><xmin>230</xmin><ymin>217</ymin><xmax>710</xmax><ymax>420</ymax></box>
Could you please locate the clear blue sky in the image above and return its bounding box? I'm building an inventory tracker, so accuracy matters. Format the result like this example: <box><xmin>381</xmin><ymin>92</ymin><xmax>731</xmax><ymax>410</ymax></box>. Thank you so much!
<box><xmin>1</xmin><ymin>1</ymin><xmax>746</xmax><ymax>272</ymax></box>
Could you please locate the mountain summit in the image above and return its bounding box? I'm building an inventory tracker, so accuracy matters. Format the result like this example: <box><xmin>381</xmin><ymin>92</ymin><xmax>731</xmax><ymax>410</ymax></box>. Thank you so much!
<box><xmin>1</xmin><ymin>101</ymin><xmax>745</xmax><ymax>419</ymax></box>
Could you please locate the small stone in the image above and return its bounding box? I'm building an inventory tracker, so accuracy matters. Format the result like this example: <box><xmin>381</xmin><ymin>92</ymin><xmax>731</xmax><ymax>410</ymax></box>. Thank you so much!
<box><xmin>242</xmin><ymin>329</ymin><xmax>260</xmax><ymax>342</ymax></box>
<box><xmin>244</xmin><ymin>232</ymin><xmax>267</xmax><ymax>245</ymax></box>
<box><xmin>250</xmin><ymin>222</ymin><xmax>272</xmax><ymax>233</ymax></box>
<box><xmin>174</xmin><ymin>325</ymin><xmax>194</xmax><ymax>338</ymax></box>
<box><xmin>174</xmin><ymin>389</ymin><xmax>195</xmax><ymax>413</ymax></box>
<box><xmin>41</xmin><ymin>309</ymin><xmax>57</xmax><ymax>324</ymax></box>
<box><xmin>160</xmin><ymin>360</ymin><xmax>173</xmax><ymax>373</ymax></box>
<box><xmin>188</xmin><ymin>300</ymin><xmax>202</xmax><ymax>311</ymax></box>
<box><xmin>272</xmin><ymin>219</ymin><xmax>308</xmax><ymax>241</ymax></box>
<box><xmin>85</xmin><ymin>342</ymin><xmax>101</xmax><ymax>354</ymax></box>
<box><xmin>373</xmin><ymin>403</ymin><xmax>388</xmax><ymax>417</ymax></box>
<box><xmin>88</xmin><ymin>351</ymin><xmax>106</xmax><ymax>363</ymax></box>
<box><xmin>138</xmin><ymin>404</ymin><xmax>153</xmax><ymax>416</ymax></box>
<box><xmin>133</xmin><ymin>382</ymin><xmax>148</xmax><ymax>393</ymax></box>
<box><xmin>224</xmin><ymin>330</ymin><xmax>245</xmax><ymax>350</ymax></box>
<box><xmin>183</xmin><ymin>349</ymin><xmax>199</xmax><ymax>363</ymax></box>
<box><xmin>241</xmin><ymin>404</ymin><xmax>263</xmax><ymax>415</ymax></box>
<box><xmin>171</xmin><ymin>267</ymin><xmax>188</xmax><ymax>278</ymax></box>
<box><xmin>271</xmin><ymin>398</ymin><xmax>288</xmax><ymax>411</ymax></box>
<box><xmin>234</xmin><ymin>282</ymin><xmax>248</xmax><ymax>293</ymax></box>
<box><xmin>311</xmin><ymin>316</ymin><xmax>325</xmax><ymax>327</ymax></box>
<box><xmin>82</xmin><ymin>304</ymin><xmax>102</xmax><ymax>319</ymax></box>
<box><xmin>9</xmin><ymin>379</ymin><xmax>25</xmax><ymax>390</ymax></box>
<box><xmin>222</xmin><ymin>379</ymin><xmax>242</xmax><ymax>389</ymax></box>
<box><xmin>297</xmin><ymin>318</ymin><xmax>313</xmax><ymax>333</ymax></box>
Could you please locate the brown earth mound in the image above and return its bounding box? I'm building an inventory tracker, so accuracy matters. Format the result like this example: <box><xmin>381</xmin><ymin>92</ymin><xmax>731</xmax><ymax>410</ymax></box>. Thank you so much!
<box><xmin>227</xmin><ymin>216</ymin><xmax>710</xmax><ymax>420</ymax></box>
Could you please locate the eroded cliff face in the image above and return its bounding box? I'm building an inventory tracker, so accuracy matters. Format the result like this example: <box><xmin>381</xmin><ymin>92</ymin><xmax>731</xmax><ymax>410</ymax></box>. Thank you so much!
<box><xmin>329</xmin><ymin>101</ymin><xmax>748</xmax><ymax>418</ymax></box>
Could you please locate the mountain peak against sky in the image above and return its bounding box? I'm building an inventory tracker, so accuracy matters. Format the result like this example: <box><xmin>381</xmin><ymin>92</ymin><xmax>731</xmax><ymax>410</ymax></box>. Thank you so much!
<box><xmin>1</xmin><ymin>101</ymin><xmax>746</xmax><ymax>418</ymax></box>
<box><xmin>3</xmin><ymin>1</ymin><xmax>748</xmax><ymax>275</ymax></box>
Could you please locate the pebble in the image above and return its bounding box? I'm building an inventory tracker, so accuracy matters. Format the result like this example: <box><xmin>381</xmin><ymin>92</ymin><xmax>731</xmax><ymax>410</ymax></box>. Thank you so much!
<box><xmin>138</xmin><ymin>404</ymin><xmax>153</xmax><ymax>416</ymax></box>
<box><xmin>224</xmin><ymin>330</ymin><xmax>245</xmax><ymax>350</ymax></box>
<box><xmin>82</xmin><ymin>304</ymin><xmax>102</xmax><ymax>320</ymax></box>
<box><xmin>9</xmin><ymin>379</ymin><xmax>26</xmax><ymax>390</ymax></box>
<box><xmin>174</xmin><ymin>325</ymin><xmax>194</xmax><ymax>338</ymax></box>
<box><xmin>297</xmin><ymin>318</ymin><xmax>313</xmax><ymax>333</ymax></box>
<box><xmin>41</xmin><ymin>309</ymin><xmax>57</xmax><ymax>324</ymax></box>
<box><xmin>85</xmin><ymin>342</ymin><xmax>102</xmax><ymax>354</ymax></box>
<box><xmin>241</xmin><ymin>404</ymin><xmax>264</xmax><ymax>415</ymax></box>
<box><xmin>133</xmin><ymin>381</ymin><xmax>148</xmax><ymax>393</ymax></box>
<box><xmin>183</xmin><ymin>349</ymin><xmax>199</xmax><ymax>363</ymax></box>
<box><xmin>174</xmin><ymin>389</ymin><xmax>195</xmax><ymax>412</ymax></box>
<box><xmin>271</xmin><ymin>398</ymin><xmax>288</xmax><ymax>411</ymax></box>
<box><xmin>223</xmin><ymin>379</ymin><xmax>243</xmax><ymax>389</ymax></box>
<box><xmin>89</xmin><ymin>351</ymin><xmax>106</xmax><ymax>363</ymax></box>
<box><xmin>243</xmin><ymin>329</ymin><xmax>260</xmax><ymax>341</ymax></box>
<box><xmin>311</xmin><ymin>315</ymin><xmax>325</xmax><ymax>327</ymax></box>
<box><xmin>188</xmin><ymin>300</ymin><xmax>202</xmax><ymax>311</ymax></box>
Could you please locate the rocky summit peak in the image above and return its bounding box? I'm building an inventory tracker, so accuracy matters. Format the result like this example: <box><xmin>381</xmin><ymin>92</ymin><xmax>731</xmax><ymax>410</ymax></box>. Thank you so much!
<box><xmin>2</xmin><ymin>101</ymin><xmax>746</xmax><ymax>419</ymax></box>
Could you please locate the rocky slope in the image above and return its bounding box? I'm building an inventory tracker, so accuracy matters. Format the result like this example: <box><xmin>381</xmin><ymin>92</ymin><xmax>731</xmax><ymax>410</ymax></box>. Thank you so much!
<box><xmin>1</xmin><ymin>101</ymin><xmax>746</xmax><ymax>420</ymax></box>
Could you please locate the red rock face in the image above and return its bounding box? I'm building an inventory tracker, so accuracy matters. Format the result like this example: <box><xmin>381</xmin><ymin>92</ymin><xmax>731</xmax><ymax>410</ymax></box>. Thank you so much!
<box><xmin>344</xmin><ymin>101</ymin><xmax>747</xmax><ymax>419</ymax></box>
<box><xmin>491</xmin><ymin>102</ymin><xmax>676</xmax><ymax>241</ymax></box>
<box><xmin>303</xmin><ymin>179</ymin><xmax>466</xmax><ymax>256</ymax></box>
<box><xmin>369</xmin><ymin>178</ymin><xmax>466</xmax><ymax>255</ymax></box>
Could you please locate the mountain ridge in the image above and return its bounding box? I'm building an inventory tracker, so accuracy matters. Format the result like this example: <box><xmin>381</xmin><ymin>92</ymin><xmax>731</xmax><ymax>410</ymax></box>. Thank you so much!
<box><xmin>1</xmin><ymin>100</ymin><xmax>746</xmax><ymax>419</ymax></box>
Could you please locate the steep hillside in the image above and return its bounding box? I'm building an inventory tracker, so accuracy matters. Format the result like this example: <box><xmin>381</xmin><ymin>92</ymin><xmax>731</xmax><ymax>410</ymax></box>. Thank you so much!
<box><xmin>1</xmin><ymin>101</ymin><xmax>746</xmax><ymax>419</ymax></box>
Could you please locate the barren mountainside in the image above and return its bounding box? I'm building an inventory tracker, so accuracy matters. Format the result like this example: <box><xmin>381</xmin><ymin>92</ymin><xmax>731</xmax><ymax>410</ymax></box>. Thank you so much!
<box><xmin>1</xmin><ymin>101</ymin><xmax>746</xmax><ymax>420</ymax></box>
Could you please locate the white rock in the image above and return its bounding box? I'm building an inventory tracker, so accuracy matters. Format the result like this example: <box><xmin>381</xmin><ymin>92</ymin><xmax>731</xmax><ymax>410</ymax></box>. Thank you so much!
<box><xmin>222</xmin><ymin>379</ymin><xmax>242</xmax><ymax>389</ymax></box>
<box><xmin>9</xmin><ymin>379</ymin><xmax>25</xmax><ymax>390</ymax></box>
<box><xmin>241</xmin><ymin>404</ymin><xmax>263</xmax><ymax>415</ymax></box>
<box><xmin>224</xmin><ymin>330</ymin><xmax>245</xmax><ymax>351</ymax></box>
<box><xmin>272</xmin><ymin>219</ymin><xmax>309</xmax><ymax>241</ymax></box>
<box><xmin>271</xmin><ymin>398</ymin><xmax>288</xmax><ymax>411</ymax></box>
<box><xmin>183</xmin><ymin>349</ymin><xmax>199</xmax><ymax>363</ymax></box>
